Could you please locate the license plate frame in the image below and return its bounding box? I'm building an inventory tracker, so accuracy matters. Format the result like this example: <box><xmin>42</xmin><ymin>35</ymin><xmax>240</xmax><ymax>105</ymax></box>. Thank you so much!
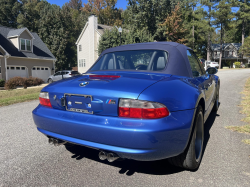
<box><xmin>64</xmin><ymin>93</ymin><xmax>93</xmax><ymax>114</ymax></box>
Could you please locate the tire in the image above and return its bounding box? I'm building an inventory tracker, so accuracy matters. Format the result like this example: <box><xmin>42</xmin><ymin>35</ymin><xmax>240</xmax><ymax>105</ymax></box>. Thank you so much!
<box><xmin>168</xmin><ymin>105</ymin><xmax>204</xmax><ymax>170</ymax></box>
<box><xmin>48</xmin><ymin>78</ymin><xmax>53</xmax><ymax>84</ymax></box>
<box><xmin>213</xmin><ymin>86</ymin><xmax>219</xmax><ymax>112</ymax></box>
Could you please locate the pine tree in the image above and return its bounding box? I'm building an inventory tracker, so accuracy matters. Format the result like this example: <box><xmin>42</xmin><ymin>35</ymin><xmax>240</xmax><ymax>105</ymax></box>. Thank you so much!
<box><xmin>0</xmin><ymin>0</ymin><xmax>21</xmax><ymax>28</ymax></box>
<box><xmin>212</xmin><ymin>0</ymin><xmax>234</xmax><ymax>68</ymax></box>
<box><xmin>235</xmin><ymin>0</ymin><xmax>250</xmax><ymax>59</ymax></box>
<box><xmin>239</xmin><ymin>36</ymin><xmax>250</xmax><ymax>58</ymax></box>
<box><xmin>201</xmin><ymin>0</ymin><xmax>220</xmax><ymax>61</ymax></box>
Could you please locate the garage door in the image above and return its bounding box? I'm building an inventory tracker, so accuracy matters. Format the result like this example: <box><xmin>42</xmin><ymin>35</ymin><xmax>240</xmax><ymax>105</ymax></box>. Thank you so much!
<box><xmin>7</xmin><ymin>66</ymin><xmax>28</xmax><ymax>79</ymax></box>
<box><xmin>32</xmin><ymin>66</ymin><xmax>51</xmax><ymax>82</ymax></box>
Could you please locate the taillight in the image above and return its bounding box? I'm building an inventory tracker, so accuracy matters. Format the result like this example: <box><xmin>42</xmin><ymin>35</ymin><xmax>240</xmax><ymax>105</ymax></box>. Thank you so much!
<box><xmin>119</xmin><ymin>99</ymin><xmax>169</xmax><ymax>119</ymax></box>
<box><xmin>89</xmin><ymin>75</ymin><xmax>120</xmax><ymax>80</ymax></box>
<box><xmin>69</xmin><ymin>74</ymin><xmax>72</xmax><ymax>75</ymax></box>
<box><xmin>39</xmin><ymin>92</ymin><xmax>52</xmax><ymax>108</ymax></box>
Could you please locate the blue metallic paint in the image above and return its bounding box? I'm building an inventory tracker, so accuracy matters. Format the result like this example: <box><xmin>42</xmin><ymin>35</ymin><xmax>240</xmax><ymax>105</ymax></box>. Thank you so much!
<box><xmin>33</xmin><ymin>105</ymin><xmax>195</xmax><ymax>161</ymax></box>
<box><xmin>32</xmin><ymin>42</ymin><xmax>220</xmax><ymax>162</ymax></box>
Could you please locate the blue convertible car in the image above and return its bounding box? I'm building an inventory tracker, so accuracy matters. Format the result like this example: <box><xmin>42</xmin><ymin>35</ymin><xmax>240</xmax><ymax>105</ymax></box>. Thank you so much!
<box><xmin>33</xmin><ymin>42</ymin><xmax>220</xmax><ymax>170</ymax></box>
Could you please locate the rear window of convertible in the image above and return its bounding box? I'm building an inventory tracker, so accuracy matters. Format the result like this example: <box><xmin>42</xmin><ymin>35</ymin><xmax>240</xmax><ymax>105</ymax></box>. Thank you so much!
<box><xmin>90</xmin><ymin>50</ymin><xmax>168</xmax><ymax>71</ymax></box>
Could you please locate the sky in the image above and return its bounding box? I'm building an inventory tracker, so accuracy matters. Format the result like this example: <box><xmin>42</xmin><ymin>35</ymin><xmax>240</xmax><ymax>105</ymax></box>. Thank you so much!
<box><xmin>47</xmin><ymin>0</ymin><xmax>128</xmax><ymax>10</ymax></box>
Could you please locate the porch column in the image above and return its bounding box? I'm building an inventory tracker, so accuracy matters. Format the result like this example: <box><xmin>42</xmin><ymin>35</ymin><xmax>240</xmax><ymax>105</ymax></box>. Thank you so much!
<box><xmin>4</xmin><ymin>55</ymin><xmax>9</xmax><ymax>81</ymax></box>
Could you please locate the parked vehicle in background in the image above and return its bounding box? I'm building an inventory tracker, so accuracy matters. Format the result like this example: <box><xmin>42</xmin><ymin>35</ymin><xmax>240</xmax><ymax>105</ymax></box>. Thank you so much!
<box><xmin>205</xmin><ymin>61</ymin><xmax>219</xmax><ymax>70</ymax></box>
<box><xmin>47</xmin><ymin>70</ymin><xmax>80</xmax><ymax>83</ymax></box>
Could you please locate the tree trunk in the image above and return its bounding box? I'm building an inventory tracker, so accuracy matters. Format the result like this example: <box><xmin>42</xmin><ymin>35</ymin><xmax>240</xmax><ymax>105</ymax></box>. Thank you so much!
<box><xmin>207</xmin><ymin>4</ymin><xmax>211</xmax><ymax>61</ymax></box>
<box><xmin>219</xmin><ymin>23</ymin><xmax>223</xmax><ymax>69</ymax></box>
<box><xmin>192</xmin><ymin>5</ymin><xmax>194</xmax><ymax>49</ymax></box>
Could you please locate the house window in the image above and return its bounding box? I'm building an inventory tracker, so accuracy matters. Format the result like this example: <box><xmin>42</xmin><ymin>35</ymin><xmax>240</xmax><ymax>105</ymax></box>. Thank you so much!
<box><xmin>20</xmin><ymin>39</ymin><xmax>31</xmax><ymax>51</ymax></box>
<box><xmin>79</xmin><ymin>59</ymin><xmax>86</xmax><ymax>67</ymax></box>
<box><xmin>79</xmin><ymin>45</ymin><xmax>82</xmax><ymax>51</ymax></box>
<box><xmin>16</xmin><ymin>67</ymin><xmax>20</xmax><ymax>70</ymax></box>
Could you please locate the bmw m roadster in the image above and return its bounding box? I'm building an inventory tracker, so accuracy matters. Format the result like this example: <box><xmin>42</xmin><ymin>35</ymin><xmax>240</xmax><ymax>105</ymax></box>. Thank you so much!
<box><xmin>32</xmin><ymin>42</ymin><xmax>220</xmax><ymax>170</ymax></box>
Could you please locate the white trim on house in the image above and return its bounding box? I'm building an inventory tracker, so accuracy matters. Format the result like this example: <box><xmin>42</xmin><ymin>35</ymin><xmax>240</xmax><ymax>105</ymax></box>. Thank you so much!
<box><xmin>20</xmin><ymin>38</ymin><xmax>32</xmax><ymax>52</ymax></box>
<box><xmin>10</xmin><ymin>56</ymin><xmax>56</xmax><ymax>61</ymax></box>
<box><xmin>95</xmin><ymin>29</ymin><xmax>102</xmax><ymax>36</ymax></box>
<box><xmin>75</xmin><ymin>22</ymin><xmax>89</xmax><ymax>45</ymax></box>
<box><xmin>7</xmin><ymin>28</ymin><xmax>35</xmax><ymax>39</ymax></box>
<box><xmin>0</xmin><ymin>45</ymin><xmax>10</xmax><ymax>56</ymax></box>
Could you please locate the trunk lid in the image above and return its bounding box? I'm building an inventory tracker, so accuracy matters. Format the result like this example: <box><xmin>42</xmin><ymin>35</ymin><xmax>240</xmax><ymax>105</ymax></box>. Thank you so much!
<box><xmin>43</xmin><ymin>71</ymin><xmax>170</xmax><ymax>117</ymax></box>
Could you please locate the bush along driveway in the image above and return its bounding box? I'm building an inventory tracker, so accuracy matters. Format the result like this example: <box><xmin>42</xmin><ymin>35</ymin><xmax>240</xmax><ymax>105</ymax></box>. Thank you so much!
<box><xmin>226</xmin><ymin>77</ymin><xmax>250</xmax><ymax>145</ymax></box>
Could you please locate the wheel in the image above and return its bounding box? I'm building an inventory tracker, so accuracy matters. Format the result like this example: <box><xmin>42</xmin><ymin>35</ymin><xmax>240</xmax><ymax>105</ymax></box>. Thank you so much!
<box><xmin>213</xmin><ymin>86</ymin><xmax>219</xmax><ymax>112</ymax></box>
<box><xmin>168</xmin><ymin>105</ymin><xmax>204</xmax><ymax>170</ymax></box>
<box><xmin>48</xmin><ymin>78</ymin><xmax>53</xmax><ymax>84</ymax></box>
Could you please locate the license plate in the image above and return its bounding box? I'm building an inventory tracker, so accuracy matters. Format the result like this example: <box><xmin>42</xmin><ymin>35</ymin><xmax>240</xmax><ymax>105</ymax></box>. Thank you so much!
<box><xmin>64</xmin><ymin>94</ymin><xmax>93</xmax><ymax>114</ymax></box>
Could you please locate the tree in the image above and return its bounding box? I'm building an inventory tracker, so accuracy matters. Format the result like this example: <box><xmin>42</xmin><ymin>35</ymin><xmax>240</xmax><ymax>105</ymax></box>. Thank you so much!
<box><xmin>201</xmin><ymin>0</ymin><xmax>220</xmax><ymax>61</ymax></box>
<box><xmin>81</xmin><ymin>0</ymin><xmax>122</xmax><ymax>26</ymax></box>
<box><xmin>38</xmin><ymin>4</ymin><xmax>68</xmax><ymax>71</ymax></box>
<box><xmin>235</xmin><ymin>0</ymin><xmax>250</xmax><ymax>59</ymax></box>
<box><xmin>0</xmin><ymin>0</ymin><xmax>21</xmax><ymax>28</ymax></box>
<box><xmin>212</xmin><ymin>0</ymin><xmax>234</xmax><ymax>68</ymax></box>
<box><xmin>17</xmin><ymin>0</ymin><xmax>48</xmax><ymax>32</ymax></box>
<box><xmin>239</xmin><ymin>36</ymin><xmax>250</xmax><ymax>57</ymax></box>
<box><xmin>66</xmin><ymin>0</ymin><xmax>83</xmax><ymax>10</ymax></box>
<box><xmin>159</xmin><ymin>3</ymin><xmax>187</xmax><ymax>44</ymax></box>
<box><xmin>124</xmin><ymin>0</ymin><xmax>182</xmax><ymax>38</ymax></box>
<box><xmin>98</xmin><ymin>27</ymin><xmax>154</xmax><ymax>54</ymax></box>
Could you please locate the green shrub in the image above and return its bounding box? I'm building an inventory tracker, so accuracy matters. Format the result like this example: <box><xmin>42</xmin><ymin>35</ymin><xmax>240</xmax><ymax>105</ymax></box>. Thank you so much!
<box><xmin>234</xmin><ymin>62</ymin><xmax>241</xmax><ymax>68</ymax></box>
<box><xmin>247</xmin><ymin>64</ymin><xmax>250</xmax><ymax>68</ymax></box>
<box><xmin>0</xmin><ymin>79</ymin><xmax>5</xmax><ymax>87</ymax></box>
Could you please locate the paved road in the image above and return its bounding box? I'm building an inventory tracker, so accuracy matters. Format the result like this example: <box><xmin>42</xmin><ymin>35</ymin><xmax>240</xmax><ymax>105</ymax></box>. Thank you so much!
<box><xmin>1</xmin><ymin>69</ymin><xmax>250</xmax><ymax>187</ymax></box>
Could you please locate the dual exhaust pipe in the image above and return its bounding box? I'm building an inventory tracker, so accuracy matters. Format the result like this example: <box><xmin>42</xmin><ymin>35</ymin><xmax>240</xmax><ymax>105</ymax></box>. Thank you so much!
<box><xmin>48</xmin><ymin>138</ymin><xmax>119</xmax><ymax>162</ymax></box>
<box><xmin>48</xmin><ymin>137</ymin><xmax>67</xmax><ymax>146</ymax></box>
<box><xmin>99</xmin><ymin>151</ymin><xmax>119</xmax><ymax>162</ymax></box>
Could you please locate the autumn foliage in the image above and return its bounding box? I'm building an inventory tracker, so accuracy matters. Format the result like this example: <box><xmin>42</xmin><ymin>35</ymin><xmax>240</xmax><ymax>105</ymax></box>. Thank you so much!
<box><xmin>160</xmin><ymin>3</ymin><xmax>187</xmax><ymax>44</ymax></box>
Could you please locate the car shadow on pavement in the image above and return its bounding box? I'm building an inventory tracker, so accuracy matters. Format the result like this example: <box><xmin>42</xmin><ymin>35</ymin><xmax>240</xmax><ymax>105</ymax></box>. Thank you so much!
<box><xmin>65</xmin><ymin>144</ymin><xmax>184</xmax><ymax>175</ymax></box>
<box><xmin>65</xmin><ymin>107</ymin><xmax>219</xmax><ymax>176</ymax></box>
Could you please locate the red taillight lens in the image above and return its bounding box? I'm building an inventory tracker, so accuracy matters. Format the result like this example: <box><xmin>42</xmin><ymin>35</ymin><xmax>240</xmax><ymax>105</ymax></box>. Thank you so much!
<box><xmin>119</xmin><ymin>99</ymin><xmax>169</xmax><ymax>119</ymax></box>
<box><xmin>39</xmin><ymin>92</ymin><xmax>52</xmax><ymax>108</ymax></box>
<box><xmin>89</xmin><ymin>75</ymin><xmax>120</xmax><ymax>80</ymax></box>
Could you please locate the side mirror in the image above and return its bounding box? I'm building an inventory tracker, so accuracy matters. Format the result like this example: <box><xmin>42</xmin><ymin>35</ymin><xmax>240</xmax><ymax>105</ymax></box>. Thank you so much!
<box><xmin>206</xmin><ymin>67</ymin><xmax>218</xmax><ymax>75</ymax></box>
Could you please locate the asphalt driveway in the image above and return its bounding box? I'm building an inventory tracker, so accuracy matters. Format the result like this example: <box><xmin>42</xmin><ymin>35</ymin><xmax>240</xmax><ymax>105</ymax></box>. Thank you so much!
<box><xmin>1</xmin><ymin>69</ymin><xmax>250</xmax><ymax>186</ymax></box>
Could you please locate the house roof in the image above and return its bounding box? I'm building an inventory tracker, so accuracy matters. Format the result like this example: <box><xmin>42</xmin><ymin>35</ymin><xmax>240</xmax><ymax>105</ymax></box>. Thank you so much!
<box><xmin>97</xmin><ymin>24</ymin><xmax>113</xmax><ymax>35</ymax></box>
<box><xmin>7</xmin><ymin>27</ymin><xmax>34</xmax><ymax>39</ymax></box>
<box><xmin>0</xmin><ymin>25</ymin><xmax>56</xmax><ymax>60</ymax></box>
<box><xmin>211</xmin><ymin>43</ymin><xmax>242</xmax><ymax>51</ymax></box>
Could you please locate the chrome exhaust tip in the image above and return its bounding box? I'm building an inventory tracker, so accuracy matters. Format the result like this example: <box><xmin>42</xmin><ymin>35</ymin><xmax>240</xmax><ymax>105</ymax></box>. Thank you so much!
<box><xmin>53</xmin><ymin>139</ymin><xmax>59</xmax><ymax>146</ymax></box>
<box><xmin>48</xmin><ymin>138</ymin><xmax>54</xmax><ymax>145</ymax></box>
<box><xmin>107</xmin><ymin>153</ymin><xmax>119</xmax><ymax>162</ymax></box>
<box><xmin>99</xmin><ymin>151</ymin><xmax>107</xmax><ymax>160</ymax></box>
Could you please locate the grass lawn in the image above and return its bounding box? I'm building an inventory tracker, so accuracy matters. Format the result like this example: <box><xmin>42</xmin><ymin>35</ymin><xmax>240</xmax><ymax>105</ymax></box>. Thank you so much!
<box><xmin>226</xmin><ymin>77</ymin><xmax>250</xmax><ymax>145</ymax></box>
<box><xmin>0</xmin><ymin>88</ymin><xmax>42</xmax><ymax>107</ymax></box>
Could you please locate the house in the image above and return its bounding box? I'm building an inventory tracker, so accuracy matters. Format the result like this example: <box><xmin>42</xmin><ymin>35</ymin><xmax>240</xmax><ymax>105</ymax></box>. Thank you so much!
<box><xmin>0</xmin><ymin>26</ymin><xmax>56</xmax><ymax>82</ymax></box>
<box><xmin>75</xmin><ymin>15</ymin><xmax>113</xmax><ymax>73</ymax></box>
<box><xmin>210</xmin><ymin>43</ymin><xmax>250</xmax><ymax>67</ymax></box>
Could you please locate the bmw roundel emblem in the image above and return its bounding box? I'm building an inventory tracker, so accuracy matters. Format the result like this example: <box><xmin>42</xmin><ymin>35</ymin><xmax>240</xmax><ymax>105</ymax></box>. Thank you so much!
<box><xmin>80</xmin><ymin>82</ymin><xmax>89</xmax><ymax>87</ymax></box>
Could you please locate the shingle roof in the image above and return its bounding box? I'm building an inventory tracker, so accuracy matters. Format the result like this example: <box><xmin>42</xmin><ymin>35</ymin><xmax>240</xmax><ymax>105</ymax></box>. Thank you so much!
<box><xmin>97</xmin><ymin>24</ymin><xmax>113</xmax><ymax>35</ymax></box>
<box><xmin>0</xmin><ymin>25</ymin><xmax>56</xmax><ymax>60</ymax></box>
<box><xmin>211</xmin><ymin>43</ymin><xmax>242</xmax><ymax>51</ymax></box>
<box><xmin>7</xmin><ymin>28</ymin><xmax>27</xmax><ymax>38</ymax></box>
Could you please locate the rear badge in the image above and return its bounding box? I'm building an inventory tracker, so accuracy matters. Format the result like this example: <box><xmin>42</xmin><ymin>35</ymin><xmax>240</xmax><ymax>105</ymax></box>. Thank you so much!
<box><xmin>68</xmin><ymin>101</ymin><xmax>72</xmax><ymax>105</ymax></box>
<box><xmin>80</xmin><ymin>82</ymin><xmax>89</xmax><ymax>87</ymax></box>
<box><xmin>106</xmin><ymin>99</ymin><xmax>116</xmax><ymax>104</ymax></box>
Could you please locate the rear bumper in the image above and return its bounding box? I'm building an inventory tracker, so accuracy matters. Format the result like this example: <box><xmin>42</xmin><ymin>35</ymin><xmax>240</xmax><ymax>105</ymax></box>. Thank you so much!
<box><xmin>33</xmin><ymin>105</ymin><xmax>195</xmax><ymax>161</ymax></box>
